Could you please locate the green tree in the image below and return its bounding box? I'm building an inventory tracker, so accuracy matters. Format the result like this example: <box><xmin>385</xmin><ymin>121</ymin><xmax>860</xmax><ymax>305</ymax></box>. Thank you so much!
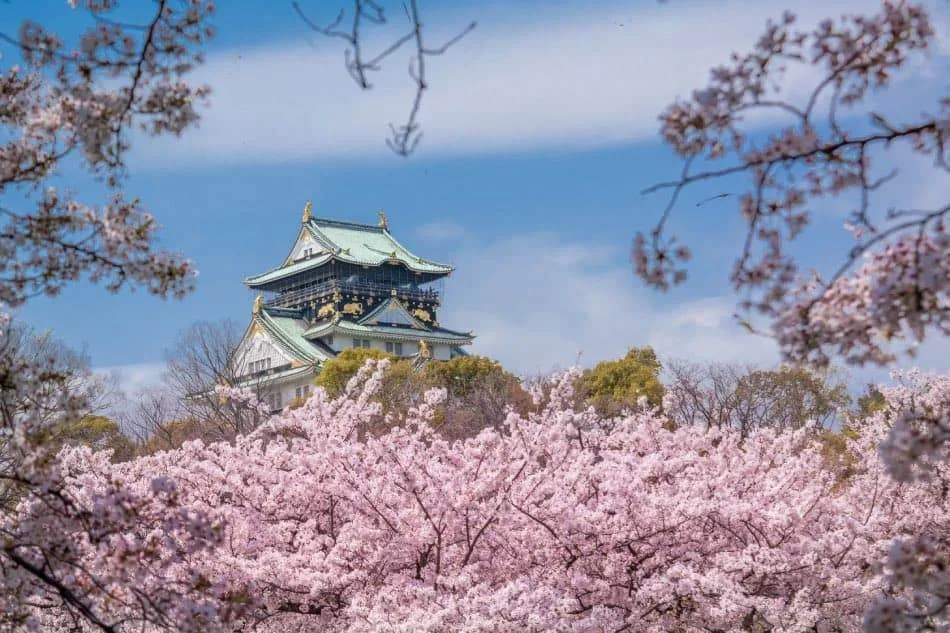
<box><xmin>576</xmin><ymin>347</ymin><xmax>664</xmax><ymax>416</ymax></box>
<box><xmin>314</xmin><ymin>348</ymin><xmax>396</xmax><ymax>398</ymax></box>
<box><xmin>424</xmin><ymin>356</ymin><xmax>533</xmax><ymax>439</ymax></box>
<box><xmin>855</xmin><ymin>384</ymin><xmax>887</xmax><ymax>420</ymax></box>
<box><xmin>41</xmin><ymin>415</ymin><xmax>136</xmax><ymax>462</ymax></box>
<box><xmin>315</xmin><ymin>351</ymin><xmax>532</xmax><ymax>440</ymax></box>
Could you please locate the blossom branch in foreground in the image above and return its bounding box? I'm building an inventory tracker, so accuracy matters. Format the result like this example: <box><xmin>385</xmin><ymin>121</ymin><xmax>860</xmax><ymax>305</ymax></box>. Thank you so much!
<box><xmin>0</xmin><ymin>1</ymin><xmax>214</xmax><ymax>306</ymax></box>
<box><xmin>639</xmin><ymin>1</ymin><xmax>946</xmax><ymax>368</ymax></box>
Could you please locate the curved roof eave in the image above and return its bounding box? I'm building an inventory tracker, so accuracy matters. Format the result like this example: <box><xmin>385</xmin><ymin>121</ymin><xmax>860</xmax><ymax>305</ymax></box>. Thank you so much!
<box><xmin>245</xmin><ymin>254</ymin><xmax>450</xmax><ymax>288</ymax></box>
<box><xmin>303</xmin><ymin>320</ymin><xmax>474</xmax><ymax>344</ymax></box>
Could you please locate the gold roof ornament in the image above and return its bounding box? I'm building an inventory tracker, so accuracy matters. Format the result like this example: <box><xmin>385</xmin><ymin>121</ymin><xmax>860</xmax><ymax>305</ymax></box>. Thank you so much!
<box><xmin>252</xmin><ymin>294</ymin><xmax>263</xmax><ymax>315</ymax></box>
<box><xmin>377</xmin><ymin>209</ymin><xmax>389</xmax><ymax>229</ymax></box>
<box><xmin>418</xmin><ymin>339</ymin><xmax>432</xmax><ymax>359</ymax></box>
<box><xmin>302</xmin><ymin>200</ymin><xmax>313</xmax><ymax>223</ymax></box>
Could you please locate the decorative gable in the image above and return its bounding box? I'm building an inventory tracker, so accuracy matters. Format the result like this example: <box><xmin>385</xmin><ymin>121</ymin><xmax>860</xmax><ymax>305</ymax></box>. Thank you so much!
<box><xmin>360</xmin><ymin>298</ymin><xmax>424</xmax><ymax>328</ymax></box>
<box><xmin>233</xmin><ymin>325</ymin><xmax>295</xmax><ymax>376</ymax></box>
<box><xmin>286</xmin><ymin>230</ymin><xmax>320</xmax><ymax>263</ymax></box>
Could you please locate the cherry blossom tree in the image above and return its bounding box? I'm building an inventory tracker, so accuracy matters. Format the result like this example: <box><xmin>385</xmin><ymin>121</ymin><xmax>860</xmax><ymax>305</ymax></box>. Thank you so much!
<box><xmin>15</xmin><ymin>361</ymin><xmax>941</xmax><ymax>632</ymax></box>
<box><xmin>0</xmin><ymin>2</ymin><xmax>221</xmax><ymax>629</ymax></box>
<box><xmin>863</xmin><ymin>371</ymin><xmax>950</xmax><ymax>632</ymax></box>
<box><xmin>642</xmin><ymin>2</ymin><xmax>950</xmax><ymax>630</ymax></box>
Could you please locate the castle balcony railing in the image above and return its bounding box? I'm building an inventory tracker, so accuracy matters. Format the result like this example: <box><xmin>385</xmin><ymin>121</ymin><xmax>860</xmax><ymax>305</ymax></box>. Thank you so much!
<box><xmin>265</xmin><ymin>279</ymin><xmax>440</xmax><ymax>308</ymax></box>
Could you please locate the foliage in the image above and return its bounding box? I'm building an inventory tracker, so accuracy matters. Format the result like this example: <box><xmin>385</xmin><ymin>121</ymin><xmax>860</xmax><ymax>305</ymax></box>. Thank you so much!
<box><xmin>314</xmin><ymin>348</ymin><xmax>396</xmax><ymax>398</ymax></box>
<box><xmin>41</xmin><ymin>415</ymin><xmax>136</xmax><ymax>462</ymax></box>
<box><xmin>424</xmin><ymin>355</ymin><xmax>506</xmax><ymax>394</ymax></box>
<box><xmin>316</xmin><ymin>352</ymin><xmax>531</xmax><ymax>440</ymax></box>
<box><xmin>575</xmin><ymin>346</ymin><xmax>664</xmax><ymax>415</ymax></box>
<box><xmin>855</xmin><ymin>384</ymin><xmax>888</xmax><ymax>420</ymax></box>
<box><xmin>12</xmin><ymin>362</ymin><xmax>947</xmax><ymax>632</ymax></box>
<box><xmin>422</xmin><ymin>355</ymin><xmax>533</xmax><ymax>439</ymax></box>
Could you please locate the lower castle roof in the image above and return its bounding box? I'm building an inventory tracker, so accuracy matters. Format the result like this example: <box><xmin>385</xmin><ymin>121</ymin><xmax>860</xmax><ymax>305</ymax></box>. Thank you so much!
<box><xmin>243</xmin><ymin>302</ymin><xmax>474</xmax><ymax>368</ymax></box>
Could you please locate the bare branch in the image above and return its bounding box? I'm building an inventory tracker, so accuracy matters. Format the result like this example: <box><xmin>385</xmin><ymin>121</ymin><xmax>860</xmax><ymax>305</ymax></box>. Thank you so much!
<box><xmin>294</xmin><ymin>0</ymin><xmax>476</xmax><ymax>155</ymax></box>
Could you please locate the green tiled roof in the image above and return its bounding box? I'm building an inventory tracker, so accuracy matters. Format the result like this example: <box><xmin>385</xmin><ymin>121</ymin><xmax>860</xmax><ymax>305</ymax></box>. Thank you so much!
<box><xmin>308</xmin><ymin>218</ymin><xmax>452</xmax><ymax>273</ymax></box>
<box><xmin>245</xmin><ymin>217</ymin><xmax>452</xmax><ymax>287</ymax></box>
<box><xmin>304</xmin><ymin>319</ymin><xmax>474</xmax><ymax>345</ymax></box>
<box><xmin>245</xmin><ymin>253</ymin><xmax>334</xmax><ymax>287</ymax></box>
<box><xmin>256</xmin><ymin>308</ymin><xmax>332</xmax><ymax>364</ymax></box>
<box><xmin>236</xmin><ymin>364</ymin><xmax>316</xmax><ymax>388</ymax></box>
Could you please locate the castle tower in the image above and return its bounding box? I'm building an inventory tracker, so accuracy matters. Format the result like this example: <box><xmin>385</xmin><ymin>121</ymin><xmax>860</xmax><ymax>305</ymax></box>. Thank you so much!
<box><xmin>232</xmin><ymin>202</ymin><xmax>474</xmax><ymax>410</ymax></box>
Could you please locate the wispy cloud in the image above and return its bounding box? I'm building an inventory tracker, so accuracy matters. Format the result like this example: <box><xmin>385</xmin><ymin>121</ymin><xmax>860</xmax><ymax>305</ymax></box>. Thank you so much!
<box><xmin>440</xmin><ymin>232</ymin><xmax>779</xmax><ymax>375</ymax></box>
<box><xmin>94</xmin><ymin>362</ymin><xmax>166</xmax><ymax>397</ymax></box>
<box><xmin>415</xmin><ymin>221</ymin><xmax>466</xmax><ymax>243</ymax></box>
<box><xmin>439</xmin><ymin>230</ymin><xmax>950</xmax><ymax>382</ymax></box>
<box><xmin>136</xmin><ymin>0</ymin><xmax>888</xmax><ymax>167</ymax></box>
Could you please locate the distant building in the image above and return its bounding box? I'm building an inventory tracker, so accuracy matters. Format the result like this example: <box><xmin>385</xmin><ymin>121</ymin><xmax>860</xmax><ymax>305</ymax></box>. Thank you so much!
<box><xmin>233</xmin><ymin>202</ymin><xmax>474</xmax><ymax>410</ymax></box>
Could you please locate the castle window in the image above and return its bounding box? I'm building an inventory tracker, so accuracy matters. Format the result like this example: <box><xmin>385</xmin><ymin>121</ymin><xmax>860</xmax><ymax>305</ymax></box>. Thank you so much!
<box><xmin>352</xmin><ymin>339</ymin><xmax>371</xmax><ymax>349</ymax></box>
<box><xmin>385</xmin><ymin>341</ymin><xmax>403</xmax><ymax>356</ymax></box>
<box><xmin>250</xmin><ymin>357</ymin><xmax>273</xmax><ymax>374</ymax></box>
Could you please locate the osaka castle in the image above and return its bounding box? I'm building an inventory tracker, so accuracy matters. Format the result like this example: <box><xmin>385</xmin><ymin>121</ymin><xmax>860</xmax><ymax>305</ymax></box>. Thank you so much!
<box><xmin>233</xmin><ymin>202</ymin><xmax>474</xmax><ymax>410</ymax></box>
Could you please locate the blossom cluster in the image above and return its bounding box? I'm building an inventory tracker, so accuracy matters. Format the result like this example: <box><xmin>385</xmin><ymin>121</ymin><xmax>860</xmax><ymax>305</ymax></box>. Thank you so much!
<box><xmin>0</xmin><ymin>1</ymin><xmax>215</xmax><ymax>307</ymax></box>
<box><xmin>641</xmin><ymin>1</ymin><xmax>948</xmax><ymax>370</ymax></box>
<box><xmin>5</xmin><ymin>361</ymin><xmax>944</xmax><ymax>632</ymax></box>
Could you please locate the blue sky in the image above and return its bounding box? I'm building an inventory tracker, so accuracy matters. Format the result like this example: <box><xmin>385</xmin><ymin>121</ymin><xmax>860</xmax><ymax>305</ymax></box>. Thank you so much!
<box><xmin>11</xmin><ymin>0</ymin><xmax>950</xmax><ymax>393</ymax></box>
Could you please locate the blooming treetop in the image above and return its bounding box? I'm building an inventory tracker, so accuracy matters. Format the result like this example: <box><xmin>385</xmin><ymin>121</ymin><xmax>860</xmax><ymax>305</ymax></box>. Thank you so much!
<box><xmin>12</xmin><ymin>360</ymin><xmax>946</xmax><ymax>632</ymax></box>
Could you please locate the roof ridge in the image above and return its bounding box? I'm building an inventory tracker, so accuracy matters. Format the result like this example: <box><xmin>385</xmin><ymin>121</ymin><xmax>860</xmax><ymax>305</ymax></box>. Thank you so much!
<box><xmin>311</xmin><ymin>217</ymin><xmax>385</xmax><ymax>232</ymax></box>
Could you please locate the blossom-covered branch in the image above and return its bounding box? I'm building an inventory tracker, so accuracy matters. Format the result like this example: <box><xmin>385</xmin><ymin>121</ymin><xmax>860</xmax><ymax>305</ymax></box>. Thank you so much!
<box><xmin>638</xmin><ymin>1</ymin><xmax>947</xmax><ymax>368</ymax></box>
<box><xmin>0</xmin><ymin>0</ymin><xmax>215</xmax><ymax>306</ymax></box>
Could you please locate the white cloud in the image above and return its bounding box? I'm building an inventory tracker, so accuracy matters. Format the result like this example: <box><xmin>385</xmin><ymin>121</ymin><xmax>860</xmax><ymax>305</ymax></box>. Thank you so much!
<box><xmin>439</xmin><ymin>232</ymin><xmax>779</xmax><ymax>375</ymax></box>
<box><xmin>136</xmin><ymin>0</ymin><xmax>890</xmax><ymax>166</ymax></box>
<box><xmin>438</xmin><ymin>230</ymin><xmax>950</xmax><ymax>389</ymax></box>
<box><xmin>94</xmin><ymin>362</ymin><xmax>166</xmax><ymax>397</ymax></box>
<box><xmin>415</xmin><ymin>221</ymin><xmax>466</xmax><ymax>243</ymax></box>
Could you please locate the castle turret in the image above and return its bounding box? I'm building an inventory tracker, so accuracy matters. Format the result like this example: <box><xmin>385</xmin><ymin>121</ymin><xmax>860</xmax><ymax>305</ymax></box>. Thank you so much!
<box><xmin>232</xmin><ymin>202</ymin><xmax>474</xmax><ymax>410</ymax></box>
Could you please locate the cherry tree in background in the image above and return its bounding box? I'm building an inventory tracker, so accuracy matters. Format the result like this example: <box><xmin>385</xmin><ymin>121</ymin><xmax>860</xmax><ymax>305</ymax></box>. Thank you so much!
<box><xmin>23</xmin><ymin>361</ymin><xmax>944</xmax><ymax>632</ymax></box>
<box><xmin>640</xmin><ymin>1</ymin><xmax>949</xmax><ymax>629</ymax></box>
